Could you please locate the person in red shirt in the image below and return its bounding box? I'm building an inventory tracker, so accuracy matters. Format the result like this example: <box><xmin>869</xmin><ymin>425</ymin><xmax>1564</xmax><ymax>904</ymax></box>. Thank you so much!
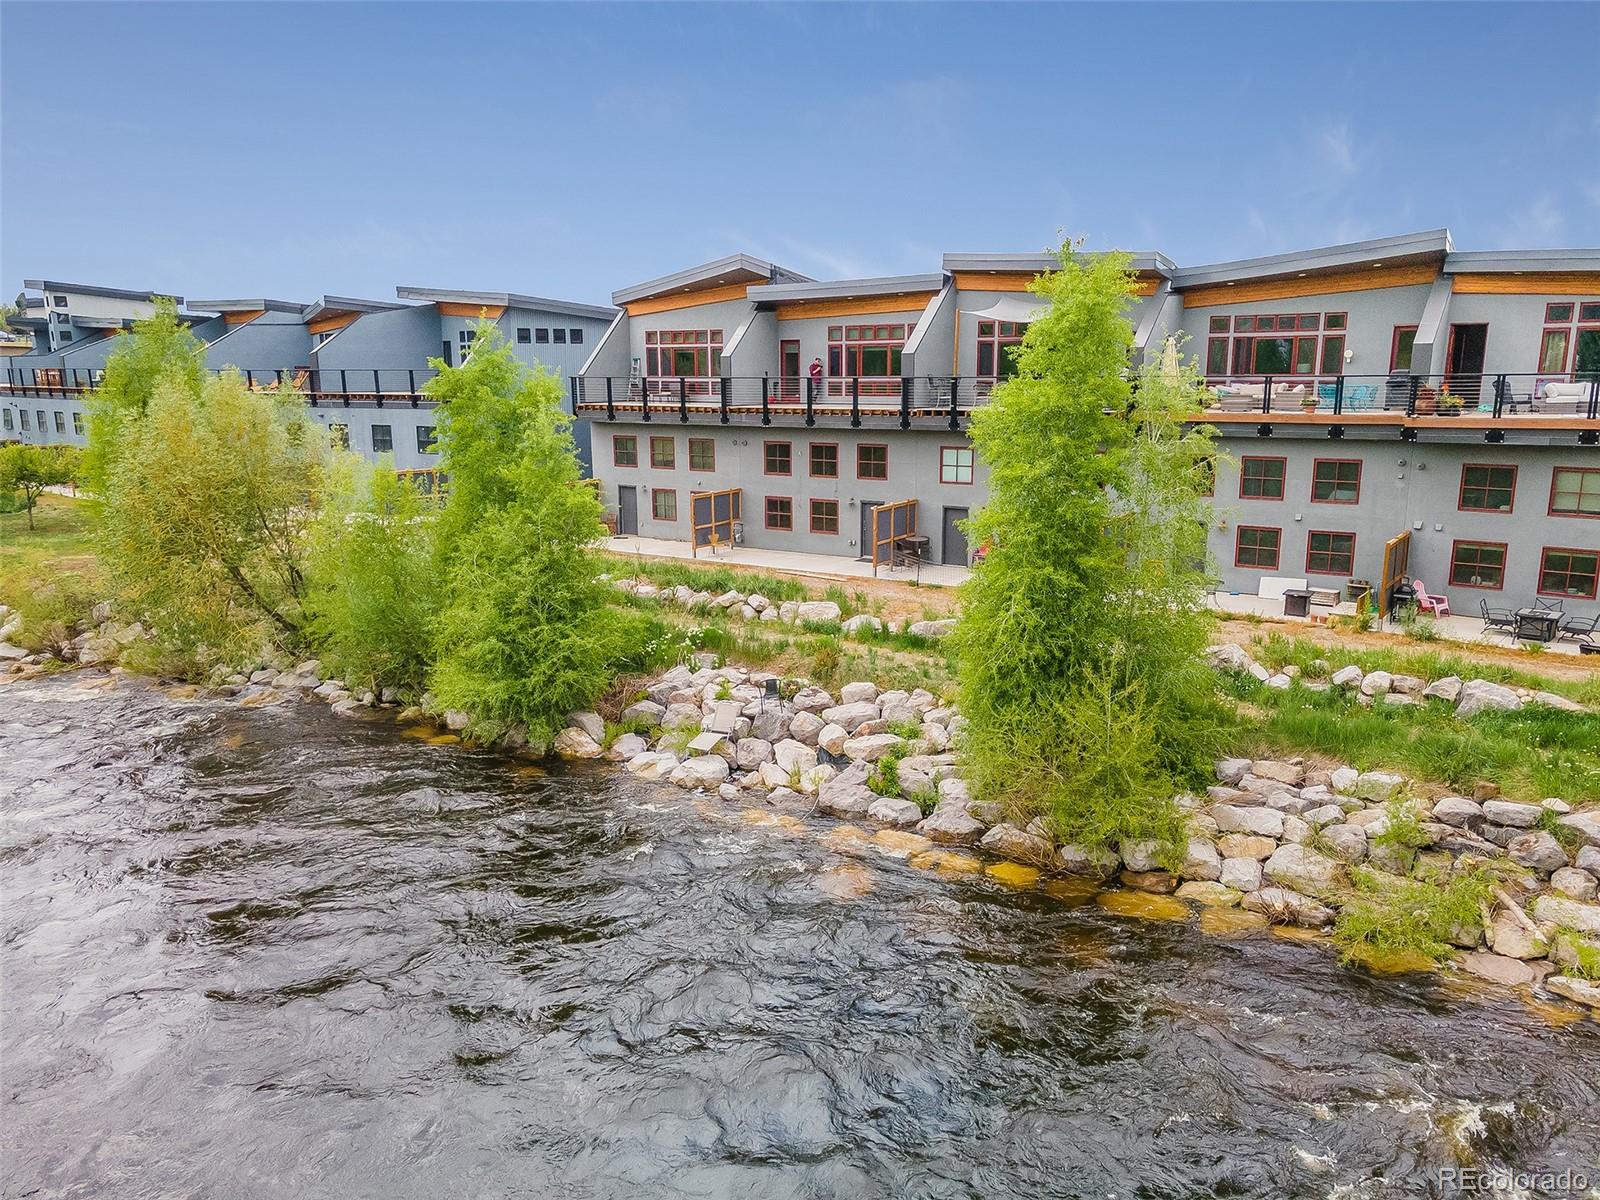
<box><xmin>808</xmin><ymin>357</ymin><xmax>823</xmax><ymax>397</ymax></box>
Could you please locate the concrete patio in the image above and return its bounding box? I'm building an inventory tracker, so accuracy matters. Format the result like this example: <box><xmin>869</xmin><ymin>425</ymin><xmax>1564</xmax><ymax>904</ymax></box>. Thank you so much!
<box><xmin>600</xmin><ymin>534</ymin><xmax>971</xmax><ymax>588</ymax></box>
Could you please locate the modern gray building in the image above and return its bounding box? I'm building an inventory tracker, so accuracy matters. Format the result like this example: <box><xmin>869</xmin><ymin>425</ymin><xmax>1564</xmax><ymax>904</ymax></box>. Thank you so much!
<box><xmin>3</xmin><ymin>281</ymin><xmax>616</xmax><ymax>474</ymax></box>
<box><xmin>575</xmin><ymin>232</ymin><xmax>1599</xmax><ymax>622</ymax></box>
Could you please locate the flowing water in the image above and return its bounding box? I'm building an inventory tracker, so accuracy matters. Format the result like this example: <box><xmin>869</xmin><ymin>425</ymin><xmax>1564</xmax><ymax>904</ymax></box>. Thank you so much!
<box><xmin>3</xmin><ymin>672</ymin><xmax>1598</xmax><ymax>1200</ymax></box>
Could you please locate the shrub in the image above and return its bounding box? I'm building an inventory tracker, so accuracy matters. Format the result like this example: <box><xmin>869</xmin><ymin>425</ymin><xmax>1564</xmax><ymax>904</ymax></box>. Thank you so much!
<box><xmin>1333</xmin><ymin>867</ymin><xmax>1494</xmax><ymax>964</ymax></box>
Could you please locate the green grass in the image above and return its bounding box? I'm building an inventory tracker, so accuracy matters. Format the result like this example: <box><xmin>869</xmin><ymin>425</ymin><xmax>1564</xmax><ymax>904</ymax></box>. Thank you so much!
<box><xmin>0</xmin><ymin>492</ymin><xmax>103</xmax><ymax>652</ymax></box>
<box><xmin>612</xmin><ymin>558</ymin><xmax>811</xmax><ymax>603</ymax></box>
<box><xmin>1333</xmin><ymin>866</ymin><xmax>1496</xmax><ymax>965</ymax></box>
<box><xmin>1246</xmin><ymin>630</ymin><xmax>1600</xmax><ymax>707</ymax></box>
<box><xmin>1222</xmin><ymin>671</ymin><xmax>1600</xmax><ymax>804</ymax></box>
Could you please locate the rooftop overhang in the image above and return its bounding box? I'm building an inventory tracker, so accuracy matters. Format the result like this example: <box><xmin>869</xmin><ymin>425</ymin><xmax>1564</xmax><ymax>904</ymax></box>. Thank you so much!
<box><xmin>943</xmin><ymin>250</ymin><xmax>1175</xmax><ymax>276</ymax></box>
<box><xmin>747</xmin><ymin>273</ymin><xmax>946</xmax><ymax>305</ymax></box>
<box><xmin>395</xmin><ymin>287</ymin><xmax>616</xmax><ymax>321</ymax></box>
<box><xmin>300</xmin><ymin>295</ymin><xmax>410</xmax><ymax>323</ymax></box>
<box><xmin>611</xmin><ymin>253</ymin><xmax>810</xmax><ymax>307</ymax></box>
<box><xmin>70</xmin><ymin>315</ymin><xmax>137</xmax><ymax>330</ymax></box>
<box><xmin>23</xmin><ymin>279</ymin><xmax>185</xmax><ymax>305</ymax></box>
<box><xmin>1443</xmin><ymin>248</ymin><xmax>1600</xmax><ymax>274</ymax></box>
<box><xmin>187</xmin><ymin>298</ymin><xmax>306</xmax><ymax>315</ymax></box>
<box><xmin>1170</xmin><ymin>229</ymin><xmax>1452</xmax><ymax>291</ymax></box>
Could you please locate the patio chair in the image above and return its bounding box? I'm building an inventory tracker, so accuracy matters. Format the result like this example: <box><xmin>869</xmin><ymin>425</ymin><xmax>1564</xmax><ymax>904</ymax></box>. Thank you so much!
<box><xmin>1479</xmin><ymin>598</ymin><xmax>1516</xmax><ymax>640</ymax></box>
<box><xmin>1559</xmin><ymin>613</ymin><xmax>1600</xmax><ymax>647</ymax></box>
<box><xmin>1412</xmin><ymin>579</ymin><xmax>1451</xmax><ymax>618</ymax></box>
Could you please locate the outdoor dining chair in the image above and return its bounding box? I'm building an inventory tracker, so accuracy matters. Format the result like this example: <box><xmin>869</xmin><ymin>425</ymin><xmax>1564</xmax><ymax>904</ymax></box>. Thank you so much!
<box><xmin>1559</xmin><ymin>613</ymin><xmax>1599</xmax><ymax>647</ymax></box>
<box><xmin>1478</xmin><ymin>598</ymin><xmax>1516</xmax><ymax>640</ymax></box>
<box><xmin>1412</xmin><ymin>579</ymin><xmax>1451</xmax><ymax>617</ymax></box>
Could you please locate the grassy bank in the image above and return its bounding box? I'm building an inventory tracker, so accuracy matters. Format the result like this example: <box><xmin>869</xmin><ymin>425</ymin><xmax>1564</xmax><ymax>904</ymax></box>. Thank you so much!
<box><xmin>0</xmin><ymin>492</ymin><xmax>103</xmax><ymax>653</ymax></box>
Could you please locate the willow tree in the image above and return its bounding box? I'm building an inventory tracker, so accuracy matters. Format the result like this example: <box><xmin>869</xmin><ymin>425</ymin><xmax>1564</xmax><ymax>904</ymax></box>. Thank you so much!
<box><xmin>950</xmin><ymin>247</ymin><xmax>1221</xmax><ymax>850</ymax></box>
<box><xmin>427</xmin><ymin>323</ymin><xmax>645</xmax><ymax>743</ymax></box>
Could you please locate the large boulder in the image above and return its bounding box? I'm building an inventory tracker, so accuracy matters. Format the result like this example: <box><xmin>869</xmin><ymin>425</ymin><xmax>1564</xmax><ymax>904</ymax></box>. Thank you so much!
<box><xmin>772</xmin><ymin>739</ymin><xmax>818</xmax><ymax>775</ymax></box>
<box><xmin>1055</xmin><ymin>843</ymin><xmax>1120</xmax><ymax>878</ymax></box>
<box><xmin>791</xmin><ymin>686</ymin><xmax>834</xmax><ymax>712</ymax></box>
<box><xmin>1352</xmin><ymin>771</ymin><xmax>1404</xmax><ymax>802</ymax></box>
<box><xmin>1545</xmin><ymin>976</ymin><xmax>1600</xmax><ymax>1010</ymax></box>
<box><xmin>979</xmin><ymin>823</ymin><xmax>1055</xmax><ymax>865</ymax></box>
<box><xmin>1220</xmin><ymin>857</ymin><xmax>1264</xmax><ymax>892</ymax></box>
<box><xmin>1531</xmin><ymin>895</ymin><xmax>1600</xmax><ymax>936</ymax></box>
<box><xmin>1422</xmin><ymin>676</ymin><xmax>1463</xmax><ymax>704</ymax></box>
<box><xmin>734</xmin><ymin>738</ymin><xmax>774</xmax><ymax>770</ymax></box>
<box><xmin>867</xmin><ymin>796</ymin><xmax>924</xmax><ymax>827</ymax></box>
<box><xmin>553</xmin><ymin>727</ymin><xmax>604</xmax><ymax>759</ymax></box>
<box><xmin>1359</xmin><ymin>670</ymin><xmax>1392</xmax><ymax>697</ymax></box>
<box><xmin>1507</xmin><ymin>831</ymin><xmax>1569</xmax><ymax>874</ymax></box>
<box><xmin>820</xmin><ymin>701</ymin><xmax>880</xmax><ymax>733</ymax></box>
<box><xmin>841</xmin><ymin>614</ymin><xmax>883</xmax><ymax>635</ymax></box>
<box><xmin>1330</xmin><ymin>665</ymin><xmax>1364</xmax><ymax>689</ymax></box>
<box><xmin>1241</xmin><ymin>887</ymin><xmax>1335</xmax><ymax>928</ymax></box>
<box><xmin>672</xmin><ymin>756</ymin><xmax>730</xmax><ymax>789</ymax></box>
<box><xmin>796</xmin><ymin>600</ymin><xmax>843</xmax><ymax>624</ymax></box>
<box><xmin>788</xmin><ymin>711</ymin><xmax>826</xmax><ymax>746</ymax></box>
<box><xmin>1481</xmin><ymin>799</ymin><xmax>1541</xmax><ymax>828</ymax></box>
<box><xmin>917</xmin><ymin>803</ymin><xmax>987</xmax><ymax>845</ymax></box>
<box><xmin>840</xmin><ymin>681</ymin><xmax>879</xmax><ymax>704</ymax></box>
<box><xmin>1550</xmin><ymin>868</ymin><xmax>1597</xmax><ymax>903</ymax></box>
<box><xmin>1181</xmin><ymin>837</ymin><xmax>1222</xmax><ymax>882</ymax></box>
<box><xmin>1263</xmin><ymin>844</ymin><xmax>1344</xmax><ymax>898</ymax></box>
<box><xmin>1455</xmin><ymin>679</ymin><xmax>1522</xmax><ymax>718</ymax></box>
<box><xmin>1429</xmin><ymin>796</ymin><xmax>1483</xmax><ymax>828</ymax></box>
<box><xmin>621</xmin><ymin>699</ymin><xmax>666</xmax><ymax>727</ymax></box>
<box><xmin>1251</xmin><ymin>759</ymin><xmax>1305</xmax><ymax>786</ymax></box>
<box><xmin>908</xmin><ymin>619</ymin><xmax>957</xmax><ymax>638</ymax></box>
<box><xmin>842</xmin><ymin>733</ymin><xmax>903</xmax><ymax>763</ymax></box>
<box><xmin>817</xmin><ymin>761</ymin><xmax>877</xmax><ymax>817</ymax></box>
<box><xmin>1319</xmin><ymin>824</ymin><xmax>1369</xmax><ymax>864</ymax></box>
<box><xmin>606</xmin><ymin>733</ymin><xmax>650</xmax><ymax>761</ymax></box>
<box><xmin>1211</xmin><ymin>805</ymin><xmax>1286</xmax><ymax>838</ymax></box>
<box><xmin>1558</xmin><ymin>812</ymin><xmax>1600</xmax><ymax>848</ymax></box>
<box><xmin>567</xmin><ymin>711</ymin><xmax>605</xmax><ymax>742</ymax></box>
<box><xmin>1217</xmin><ymin>833</ymin><xmax>1277</xmax><ymax>861</ymax></box>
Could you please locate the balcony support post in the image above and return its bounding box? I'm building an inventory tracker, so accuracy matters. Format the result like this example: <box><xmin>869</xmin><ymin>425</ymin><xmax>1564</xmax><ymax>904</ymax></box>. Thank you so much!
<box><xmin>805</xmin><ymin>377</ymin><xmax>815</xmax><ymax>427</ymax></box>
<box><xmin>678</xmin><ymin>376</ymin><xmax>688</xmax><ymax>423</ymax></box>
<box><xmin>606</xmin><ymin>376</ymin><xmax>616</xmax><ymax>421</ymax></box>
<box><xmin>900</xmin><ymin>377</ymin><xmax>911</xmax><ymax>429</ymax></box>
<box><xmin>851</xmin><ymin>376</ymin><xmax>861</xmax><ymax>429</ymax></box>
<box><xmin>762</xmin><ymin>377</ymin><xmax>771</xmax><ymax>426</ymax></box>
<box><xmin>1333</xmin><ymin>375</ymin><xmax>1344</xmax><ymax>415</ymax></box>
<box><xmin>719</xmin><ymin>377</ymin><xmax>730</xmax><ymax>425</ymax></box>
<box><xmin>948</xmin><ymin>377</ymin><xmax>959</xmax><ymax>431</ymax></box>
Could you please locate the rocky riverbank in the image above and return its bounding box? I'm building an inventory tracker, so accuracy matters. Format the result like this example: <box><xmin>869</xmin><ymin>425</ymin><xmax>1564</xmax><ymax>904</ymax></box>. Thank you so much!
<box><xmin>5</xmin><ymin>601</ymin><xmax>1598</xmax><ymax>1019</ymax></box>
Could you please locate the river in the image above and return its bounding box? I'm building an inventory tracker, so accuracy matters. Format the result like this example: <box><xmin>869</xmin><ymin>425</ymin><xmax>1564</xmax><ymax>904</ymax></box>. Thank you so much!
<box><xmin>3</xmin><ymin>672</ymin><xmax>1597</xmax><ymax>1199</ymax></box>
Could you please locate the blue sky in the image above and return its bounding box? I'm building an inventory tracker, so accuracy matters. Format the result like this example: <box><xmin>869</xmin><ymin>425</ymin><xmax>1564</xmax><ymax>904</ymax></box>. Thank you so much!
<box><xmin>4</xmin><ymin>2</ymin><xmax>1598</xmax><ymax>306</ymax></box>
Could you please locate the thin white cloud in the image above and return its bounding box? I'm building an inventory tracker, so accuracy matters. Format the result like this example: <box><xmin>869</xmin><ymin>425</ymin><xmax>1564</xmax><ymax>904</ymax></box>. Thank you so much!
<box><xmin>1501</xmin><ymin>193</ymin><xmax>1565</xmax><ymax>247</ymax></box>
<box><xmin>1317</xmin><ymin>122</ymin><xmax>1358</xmax><ymax>176</ymax></box>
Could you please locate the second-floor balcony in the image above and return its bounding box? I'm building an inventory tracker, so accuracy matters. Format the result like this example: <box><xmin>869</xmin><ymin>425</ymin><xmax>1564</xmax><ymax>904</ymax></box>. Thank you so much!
<box><xmin>1</xmin><ymin>365</ymin><xmax>442</xmax><ymax>406</ymax></box>
<box><xmin>1202</xmin><ymin>372</ymin><xmax>1600</xmax><ymax>421</ymax></box>
<box><xmin>570</xmin><ymin>375</ymin><xmax>1004</xmax><ymax>430</ymax></box>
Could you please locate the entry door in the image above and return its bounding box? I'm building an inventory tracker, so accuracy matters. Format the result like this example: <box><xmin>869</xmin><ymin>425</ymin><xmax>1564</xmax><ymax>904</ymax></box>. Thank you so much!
<box><xmin>780</xmin><ymin>340</ymin><xmax>800</xmax><ymax>400</ymax></box>
<box><xmin>1446</xmin><ymin>323</ymin><xmax>1488</xmax><ymax>402</ymax></box>
<box><xmin>859</xmin><ymin>500</ymin><xmax>881</xmax><ymax>560</ymax></box>
<box><xmin>617</xmin><ymin>485</ymin><xmax>638</xmax><ymax>535</ymax></box>
<box><xmin>941</xmin><ymin>506</ymin><xmax>969</xmax><ymax>566</ymax></box>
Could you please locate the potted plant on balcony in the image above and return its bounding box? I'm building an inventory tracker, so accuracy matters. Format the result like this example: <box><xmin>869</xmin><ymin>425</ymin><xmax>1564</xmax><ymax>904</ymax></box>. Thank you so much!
<box><xmin>1436</xmin><ymin>387</ymin><xmax>1462</xmax><ymax>414</ymax></box>
<box><xmin>1414</xmin><ymin>384</ymin><xmax>1438</xmax><ymax>414</ymax></box>
<box><xmin>1300</xmin><ymin>388</ymin><xmax>1319</xmax><ymax>413</ymax></box>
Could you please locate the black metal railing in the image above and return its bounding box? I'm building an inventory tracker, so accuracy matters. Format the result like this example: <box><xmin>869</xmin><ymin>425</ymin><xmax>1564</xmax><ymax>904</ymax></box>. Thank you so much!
<box><xmin>0</xmin><ymin>365</ymin><xmax>444</xmax><ymax>407</ymax></box>
<box><xmin>1202</xmin><ymin>371</ymin><xmax>1600</xmax><ymax>419</ymax></box>
<box><xmin>570</xmin><ymin>375</ymin><xmax>998</xmax><ymax>430</ymax></box>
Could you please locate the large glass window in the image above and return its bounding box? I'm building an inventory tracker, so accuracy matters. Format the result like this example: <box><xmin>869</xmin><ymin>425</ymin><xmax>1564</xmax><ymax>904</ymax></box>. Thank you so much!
<box><xmin>1210</xmin><ymin>311</ymin><xmax>1344</xmax><ymax>378</ymax></box>
<box><xmin>1449</xmin><ymin>541</ymin><xmax>1506</xmax><ymax>589</ymax></box>
<box><xmin>976</xmin><ymin>320</ymin><xmax>1027</xmax><ymax>381</ymax></box>
<box><xmin>1239</xmin><ymin>456</ymin><xmax>1286</xmax><ymax>500</ymax></box>
<box><xmin>1311</xmin><ymin>459</ymin><xmax>1360</xmax><ymax>503</ymax></box>
<box><xmin>1539</xmin><ymin>299</ymin><xmax>1600</xmax><ymax>378</ymax></box>
<box><xmin>1235</xmin><ymin>526</ymin><xmax>1281</xmax><ymax>569</ymax></box>
<box><xmin>644</xmin><ymin>329</ymin><xmax>723</xmax><ymax>389</ymax></box>
<box><xmin>1391</xmin><ymin>326</ymin><xmax>1418</xmax><ymax>372</ymax></box>
<box><xmin>1539</xmin><ymin>548</ymin><xmax>1598</xmax><ymax>599</ymax></box>
<box><xmin>1550</xmin><ymin>467</ymin><xmax>1600</xmax><ymax>517</ymax></box>
<box><xmin>826</xmin><ymin>324</ymin><xmax>906</xmax><ymax>395</ymax></box>
<box><xmin>1459</xmin><ymin>464</ymin><xmax>1516</xmax><ymax>512</ymax></box>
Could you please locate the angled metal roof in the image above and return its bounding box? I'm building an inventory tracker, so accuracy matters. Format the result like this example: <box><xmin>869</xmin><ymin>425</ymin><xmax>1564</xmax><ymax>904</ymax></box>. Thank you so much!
<box><xmin>23</xmin><ymin>279</ymin><xmax>185</xmax><ymax>305</ymax></box>
<box><xmin>747</xmin><ymin>273</ymin><xmax>946</xmax><ymax>304</ymax></box>
<box><xmin>395</xmin><ymin>287</ymin><xmax>617</xmax><ymax>321</ymax></box>
<box><xmin>944</xmin><ymin>251</ymin><xmax>1176</xmax><ymax>276</ymax></box>
<box><xmin>1170</xmin><ymin>229</ymin><xmax>1453</xmax><ymax>288</ymax></box>
<box><xmin>300</xmin><ymin>295</ymin><xmax>410</xmax><ymax>321</ymax></box>
<box><xmin>1443</xmin><ymin>247</ymin><xmax>1600</xmax><ymax>273</ymax></box>
<box><xmin>611</xmin><ymin>253</ymin><xmax>811</xmax><ymax>306</ymax></box>
<box><xmin>186</xmin><ymin>298</ymin><xmax>307</xmax><ymax>315</ymax></box>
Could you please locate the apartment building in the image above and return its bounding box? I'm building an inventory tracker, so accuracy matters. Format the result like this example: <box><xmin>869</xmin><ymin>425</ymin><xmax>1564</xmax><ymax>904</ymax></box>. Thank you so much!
<box><xmin>3</xmin><ymin>282</ymin><xmax>615</xmax><ymax>473</ymax></box>
<box><xmin>575</xmin><ymin>232</ymin><xmax>1600</xmax><ymax>619</ymax></box>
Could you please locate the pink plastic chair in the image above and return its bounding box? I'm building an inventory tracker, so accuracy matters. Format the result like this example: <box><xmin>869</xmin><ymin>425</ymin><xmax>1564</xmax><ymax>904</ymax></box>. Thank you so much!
<box><xmin>1412</xmin><ymin>579</ymin><xmax>1451</xmax><ymax>617</ymax></box>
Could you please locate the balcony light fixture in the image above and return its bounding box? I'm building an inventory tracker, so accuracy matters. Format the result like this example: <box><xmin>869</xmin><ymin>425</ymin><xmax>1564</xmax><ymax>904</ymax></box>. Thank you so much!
<box><xmin>1371</xmin><ymin>261</ymin><xmax>1383</xmax><ymax>267</ymax></box>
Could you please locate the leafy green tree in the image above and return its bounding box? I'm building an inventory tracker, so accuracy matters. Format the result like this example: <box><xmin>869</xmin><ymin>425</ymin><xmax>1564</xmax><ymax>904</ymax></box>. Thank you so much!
<box><xmin>84</xmin><ymin>298</ymin><xmax>205</xmax><ymax>496</ymax></box>
<box><xmin>427</xmin><ymin>322</ymin><xmax>646</xmax><ymax>742</ymax></box>
<box><xmin>0</xmin><ymin>443</ymin><xmax>82</xmax><ymax>528</ymax></box>
<box><xmin>305</xmin><ymin>452</ymin><xmax>435</xmax><ymax>693</ymax></box>
<box><xmin>97</xmin><ymin>370</ymin><xmax>326</xmax><ymax>663</ymax></box>
<box><xmin>950</xmin><ymin>246</ymin><xmax>1222</xmax><ymax>850</ymax></box>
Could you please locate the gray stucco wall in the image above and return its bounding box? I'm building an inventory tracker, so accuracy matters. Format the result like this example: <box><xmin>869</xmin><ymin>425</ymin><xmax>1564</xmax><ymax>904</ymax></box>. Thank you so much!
<box><xmin>1206</xmin><ymin>432</ymin><xmax>1600</xmax><ymax>619</ymax></box>
<box><xmin>204</xmin><ymin>315</ymin><xmax>313</xmax><ymax>374</ymax></box>
<box><xmin>315</xmin><ymin>304</ymin><xmax>440</xmax><ymax>372</ymax></box>
<box><xmin>1440</xmin><ymin>290</ymin><xmax>1595</xmax><ymax>378</ymax></box>
<box><xmin>589</xmin><ymin>419</ymin><xmax>985</xmax><ymax>563</ymax></box>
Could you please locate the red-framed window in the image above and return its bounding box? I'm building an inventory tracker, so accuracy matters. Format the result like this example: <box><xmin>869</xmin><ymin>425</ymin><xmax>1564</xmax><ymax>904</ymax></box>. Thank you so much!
<box><xmin>649</xmin><ymin>436</ymin><xmax>675</xmax><ymax>469</ymax></box>
<box><xmin>1234</xmin><ymin>526</ymin><xmax>1281</xmax><ymax>570</ymax></box>
<box><xmin>1449</xmin><ymin>541</ymin><xmax>1507</xmax><ymax>590</ymax></box>
<box><xmin>1549</xmin><ymin>466</ymin><xmax>1600</xmax><ymax>517</ymax></box>
<box><xmin>940</xmin><ymin>445</ymin><xmax>975</xmax><ymax>484</ymax></box>
<box><xmin>809</xmin><ymin>442</ymin><xmax>838</xmax><ymax>478</ymax></box>
<box><xmin>613</xmin><ymin>434</ymin><xmax>638</xmax><ymax>467</ymax></box>
<box><xmin>688</xmin><ymin>437</ymin><xmax>715</xmax><ymax>472</ymax></box>
<box><xmin>1458</xmin><ymin>463</ymin><xmax>1516</xmax><ymax>512</ymax></box>
<box><xmin>763</xmin><ymin>440</ymin><xmax>792</xmax><ymax>475</ymax></box>
<box><xmin>1198</xmin><ymin>455</ymin><xmax>1215</xmax><ymax>497</ymax></box>
<box><xmin>1539</xmin><ymin>327</ymin><xmax>1571</xmax><ymax>374</ymax></box>
<box><xmin>1305</xmin><ymin>531</ymin><xmax>1355</xmax><ymax>575</ymax></box>
<box><xmin>765</xmin><ymin>496</ymin><xmax>793</xmax><ymax>531</ymax></box>
<box><xmin>827</xmin><ymin>324</ymin><xmax>906</xmax><ymax>395</ymax></box>
<box><xmin>976</xmin><ymin>320</ymin><xmax>1027</xmax><ymax>382</ymax></box>
<box><xmin>1537</xmin><ymin>301</ymin><xmax>1600</xmax><ymax>376</ymax></box>
<box><xmin>1310</xmin><ymin>458</ymin><xmax>1361</xmax><ymax>504</ymax></box>
<box><xmin>857</xmin><ymin>443</ymin><xmax>888</xmax><ymax>480</ymax></box>
<box><xmin>651</xmin><ymin>488</ymin><xmax>677</xmax><ymax>521</ymax></box>
<box><xmin>1212</xmin><ymin>311</ymin><xmax>1346</xmax><ymax>378</ymax></box>
<box><xmin>1239</xmin><ymin>455</ymin><xmax>1287</xmax><ymax>500</ymax></box>
<box><xmin>1390</xmin><ymin>325</ymin><xmax>1418</xmax><ymax>372</ymax></box>
<box><xmin>1538</xmin><ymin>547</ymin><xmax>1599</xmax><ymax>600</ymax></box>
<box><xmin>644</xmin><ymin>328</ymin><xmax>722</xmax><ymax>384</ymax></box>
<box><xmin>810</xmin><ymin>498</ymin><xmax>840</xmax><ymax>534</ymax></box>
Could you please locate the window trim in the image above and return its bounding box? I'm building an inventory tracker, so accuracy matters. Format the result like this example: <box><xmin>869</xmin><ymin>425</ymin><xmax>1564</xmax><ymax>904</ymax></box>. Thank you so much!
<box><xmin>1234</xmin><ymin>525</ymin><xmax>1282</xmax><ymax>570</ymax></box>
<box><xmin>613</xmin><ymin>434</ymin><xmax>639</xmax><ymax>468</ymax></box>
<box><xmin>516</xmin><ymin>327</ymin><xmax>532</xmax><ymax>344</ymax></box>
<box><xmin>649</xmin><ymin>435</ymin><xmax>675</xmax><ymax>470</ymax></box>
<box><xmin>939</xmin><ymin>444</ymin><xmax>975</xmax><ymax>486</ymax></box>
<box><xmin>1548</xmin><ymin>465</ymin><xmax>1600</xmax><ymax>519</ymax></box>
<box><xmin>810</xmin><ymin>497</ymin><xmax>840</xmax><ymax>535</ymax></box>
<box><xmin>763</xmin><ymin>439</ymin><xmax>793</xmax><ymax>476</ymax></box>
<box><xmin>651</xmin><ymin>487</ymin><xmax>678</xmax><ymax>522</ymax></box>
<box><xmin>1238</xmin><ymin>455</ymin><xmax>1288</xmax><ymax>501</ymax></box>
<box><xmin>687</xmin><ymin>436</ymin><xmax>715</xmax><ymax>472</ymax></box>
<box><xmin>808</xmin><ymin>441</ymin><xmax>839</xmax><ymax>478</ymax></box>
<box><xmin>764</xmin><ymin>495</ymin><xmax>793</xmax><ymax>531</ymax></box>
<box><xmin>371</xmin><ymin>423</ymin><xmax>394</xmax><ymax>454</ymax></box>
<box><xmin>1390</xmin><ymin>325</ymin><xmax>1418</xmax><ymax>372</ymax></box>
<box><xmin>1448</xmin><ymin>539</ymin><xmax>1508</xmax><ymax>591</ymax></box>
<box><xmin>1537</xmin><ymin>546</ymin><xmax>1599</xmax><ymax>600</ymax></box>
<box><xmin>856</xmin><ymin>442</ymin><xmax>889</xmax><ymax>481</ymax></box>
<box><xmin>1304</xmin><ymin>530</ymin><xmax>1356</xmax><ymax>576</ymax></box>
<box><xmin>535</xmin><ymin>328</ymin><xmax>550</xmax><ymax>344</ymax></box>
<box><xmin>416</xmin><ymin>424</ymin><xmax>437</xmax><ymax>454</ymax></box>
<box><xmin>1309</xmin><ymin>457</ymin><xmax>1361</xmax><ymax>505</ymax></box>
<box><xmin>1456</xmin><ymin>462</ymin><xmax>1517</xmax><ymax>513</ymax></box>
